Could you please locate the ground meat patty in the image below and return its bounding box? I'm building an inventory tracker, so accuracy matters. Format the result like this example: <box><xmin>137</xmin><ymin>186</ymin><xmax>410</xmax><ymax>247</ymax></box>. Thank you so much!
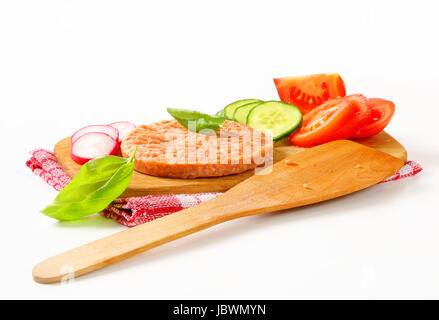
<box><xmin>121</xmin><ymin>119</ymin><xmax>273</xmax><ymax>179</ymax></box>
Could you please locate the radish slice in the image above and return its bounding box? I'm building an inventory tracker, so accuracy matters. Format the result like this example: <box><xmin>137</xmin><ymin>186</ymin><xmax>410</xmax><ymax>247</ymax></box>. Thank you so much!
<box><xmin>108</xmin><ymin>121</ymin><xmax>136</xmax><ymax>142</ymax></box>
<box><xmin>70</xmin><ymin>132</ymin><xmax>119</xmax><ymax>165</ymax></box>
<box><xmin>71</xmin><ymin>125</ymin><xmax>119</xmax><ymax>143</ymax></box>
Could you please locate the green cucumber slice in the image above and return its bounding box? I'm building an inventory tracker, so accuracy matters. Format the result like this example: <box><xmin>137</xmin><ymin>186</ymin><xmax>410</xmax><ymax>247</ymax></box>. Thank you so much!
<box><xmin>233</xmin><ymin>101</ymin><xmax>264</xmax><ymax>123</ymax></box>
<box><xmin>247</xmin><ymin>101</ymin><xmax>302</xmax><ymax>141</ymax></box>
<box><xmin>224</xmin><ymin>99</ymin><xmax>261</xmax><ymax>120</ymax></box>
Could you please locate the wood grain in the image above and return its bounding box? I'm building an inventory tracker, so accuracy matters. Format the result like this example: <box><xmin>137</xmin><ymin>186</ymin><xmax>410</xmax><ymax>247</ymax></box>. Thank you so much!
<box><xmin>34</xmin><ymin>140</ymin><xmax>405</xmax><ymax>284</ymax></box>
<box><xmin>54</xmin><ymin>131</ymin><xmax>407</xmax><ymax>197</ymax></box>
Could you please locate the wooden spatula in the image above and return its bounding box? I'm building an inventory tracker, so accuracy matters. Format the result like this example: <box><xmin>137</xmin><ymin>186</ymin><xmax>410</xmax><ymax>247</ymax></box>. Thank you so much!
<box><xmin>33</xmin><ymin>140</ymin><xmax>404</xmax><ymax>284</ymax></box>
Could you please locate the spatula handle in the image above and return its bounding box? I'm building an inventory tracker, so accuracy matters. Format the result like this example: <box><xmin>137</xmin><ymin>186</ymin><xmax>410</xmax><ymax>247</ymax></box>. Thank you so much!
<box><xmin>32</xmin><ymin>200</ymin><xmax>230</xmax><ymax>284</ymax></box>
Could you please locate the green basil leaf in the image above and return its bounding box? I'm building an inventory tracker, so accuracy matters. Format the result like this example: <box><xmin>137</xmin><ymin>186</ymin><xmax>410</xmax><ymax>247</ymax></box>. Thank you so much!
<box><xmin>215</xmin><ymin>109</ymin><xmax>225</xmax><ymax>117</ymax></box>
<box><xmin>41</xmin><ymin>148</ymin><xmax>137</xmax><ymax>221</ymax></box>
<box><xmin>167</xmin><ymin>108</ymin><xmax>226</xmax><ymax>132</ymax></box>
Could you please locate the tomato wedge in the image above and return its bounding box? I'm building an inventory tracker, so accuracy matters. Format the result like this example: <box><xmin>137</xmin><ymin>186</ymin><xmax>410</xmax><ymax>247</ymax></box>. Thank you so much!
<box><xmin>289</xmin><ymin>97</ymin><xmax>357</xmax><ymax>147</ymax></box>
<box><xmin>332</xmin><ymin>94</ymin><xmax>372</xmax><ymax>140</ymax></box>
<box><xmin>352</xmin><ymin>98</ymin><xmax>395</xmax><ymax>138</ymax></box>
<box><xmin>274</xmin><ymin>73</ymin><xmax>346</xmax><ymax>115</ymax></box>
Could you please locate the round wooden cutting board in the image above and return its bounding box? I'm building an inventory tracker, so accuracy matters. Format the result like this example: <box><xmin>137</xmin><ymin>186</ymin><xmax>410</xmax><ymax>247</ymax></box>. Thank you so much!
<box><xmin>54</xmin><ymin>131</ymin><xmax>407</xmax><ymax>197</ymax></box>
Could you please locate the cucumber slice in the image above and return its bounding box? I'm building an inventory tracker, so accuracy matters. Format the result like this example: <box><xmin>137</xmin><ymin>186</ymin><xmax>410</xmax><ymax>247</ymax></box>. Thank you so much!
<box><xmin>233</xmin><ymin>101</ymin><xmax>264</xmax><ymax>123</ymax></box>
<box><xmin>247</xmin><ymin>101</ymin><xmax>302</xmax><ymax>141</ymax></box>
<box><xmin>224</xmin><ymin>99</ymin><xmax>261</xmax><ymax>120</ymax></box>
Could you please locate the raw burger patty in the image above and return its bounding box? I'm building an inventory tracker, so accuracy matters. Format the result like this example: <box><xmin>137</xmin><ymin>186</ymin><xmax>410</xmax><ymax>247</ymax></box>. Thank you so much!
<box><xmin>121</xmin><ymin>120</ymin><xmax>273</xmax><ymax>179</ymax></box>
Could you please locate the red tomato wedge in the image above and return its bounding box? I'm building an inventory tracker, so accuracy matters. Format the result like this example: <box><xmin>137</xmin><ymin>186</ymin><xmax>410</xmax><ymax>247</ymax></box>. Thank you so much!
<box><xmin>332</xmin><ymin>94</ymin><xmax>372</xmax><ymax>140</ymax></box>
<box><xmin>274</xmin><ymin>73</ymin><xmax>346</xmax><ymax>115</ymax></box>
<box><xmin>289</xmin><ymin>97</ymin><xmax>358</xmax><ymax>147</ymax></box>
<box><xmin>352</xmin><ymin>98</ymin><xmax>395</xmax><ymax>138</ymax></box>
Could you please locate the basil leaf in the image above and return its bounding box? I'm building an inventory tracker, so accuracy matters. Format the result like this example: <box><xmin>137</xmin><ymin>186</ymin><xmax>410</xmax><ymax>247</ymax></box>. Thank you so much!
<box><xmin>215</xmin><ymin>109</ymin><xmax>225</xmax><ymax>117</ymax></box>
<box><xmin>41</xmin><ymin>148</ymin><xmax>137</xmax><ymax>221</ymax></box>
<box><xmin>167</xmin><ymin>108</ymin><xmax>226</xmax><ymax>132</ymax></box>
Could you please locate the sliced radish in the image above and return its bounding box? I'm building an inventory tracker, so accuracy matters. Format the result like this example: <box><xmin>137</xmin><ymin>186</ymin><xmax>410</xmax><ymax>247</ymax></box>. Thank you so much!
<box><xmin>71</xmin><ymin>125</ymin><xmax>119</xmax><ymax>143</ymax></box>
<box><xmin>108</xmin><ymin>121</ymin><xmax>136</xmax><ymax>142</ymax></box>
<box><xmin>70</xmin><ymin>132</ymin><xmax>119</xmax><ymax>165</ymax></box>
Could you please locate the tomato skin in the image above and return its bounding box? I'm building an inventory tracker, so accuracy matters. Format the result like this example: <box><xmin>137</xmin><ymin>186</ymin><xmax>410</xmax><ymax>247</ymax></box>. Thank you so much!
<box><xmin>274</xmin><ymin>73</ymin><xmax>346</xmax><ymax>115</ymax></box>
<box><xmin>289</xmin><ymin>97</ymin><xmax>357</xmax><ymax>147</ymax></box>
<box><xmin>352</xmin><ymin>98</ymin><xmax>395</xmax><ymax>138</ymax></box>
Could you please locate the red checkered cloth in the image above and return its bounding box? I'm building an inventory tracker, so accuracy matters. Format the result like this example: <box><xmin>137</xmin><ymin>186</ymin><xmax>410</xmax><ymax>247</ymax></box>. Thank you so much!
<box><xmin>380</xmin><ymin>160</ymin><xmax>423</xmax><ymax>183</ymax></box>
<box><xmin>102</xmin><ymin>193</ymin><xmax>221</xmax><ymax>227</ymax></box>
<box><xmin>27</xmin><ymin>149</ymin><xmax>422</xmax><ymax>227</ymax></box>
<box><xmin>26</xmin><ymin>149</ymin><xmax>72</xmax><ymax>191</ymax></box>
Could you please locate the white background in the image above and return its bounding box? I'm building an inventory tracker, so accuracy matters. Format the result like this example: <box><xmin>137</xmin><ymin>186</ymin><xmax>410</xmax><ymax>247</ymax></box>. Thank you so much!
<box><xmin>0</xmin><ymin>0</ymin><xmax>438</xmax><ymax>299</ymax></box>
